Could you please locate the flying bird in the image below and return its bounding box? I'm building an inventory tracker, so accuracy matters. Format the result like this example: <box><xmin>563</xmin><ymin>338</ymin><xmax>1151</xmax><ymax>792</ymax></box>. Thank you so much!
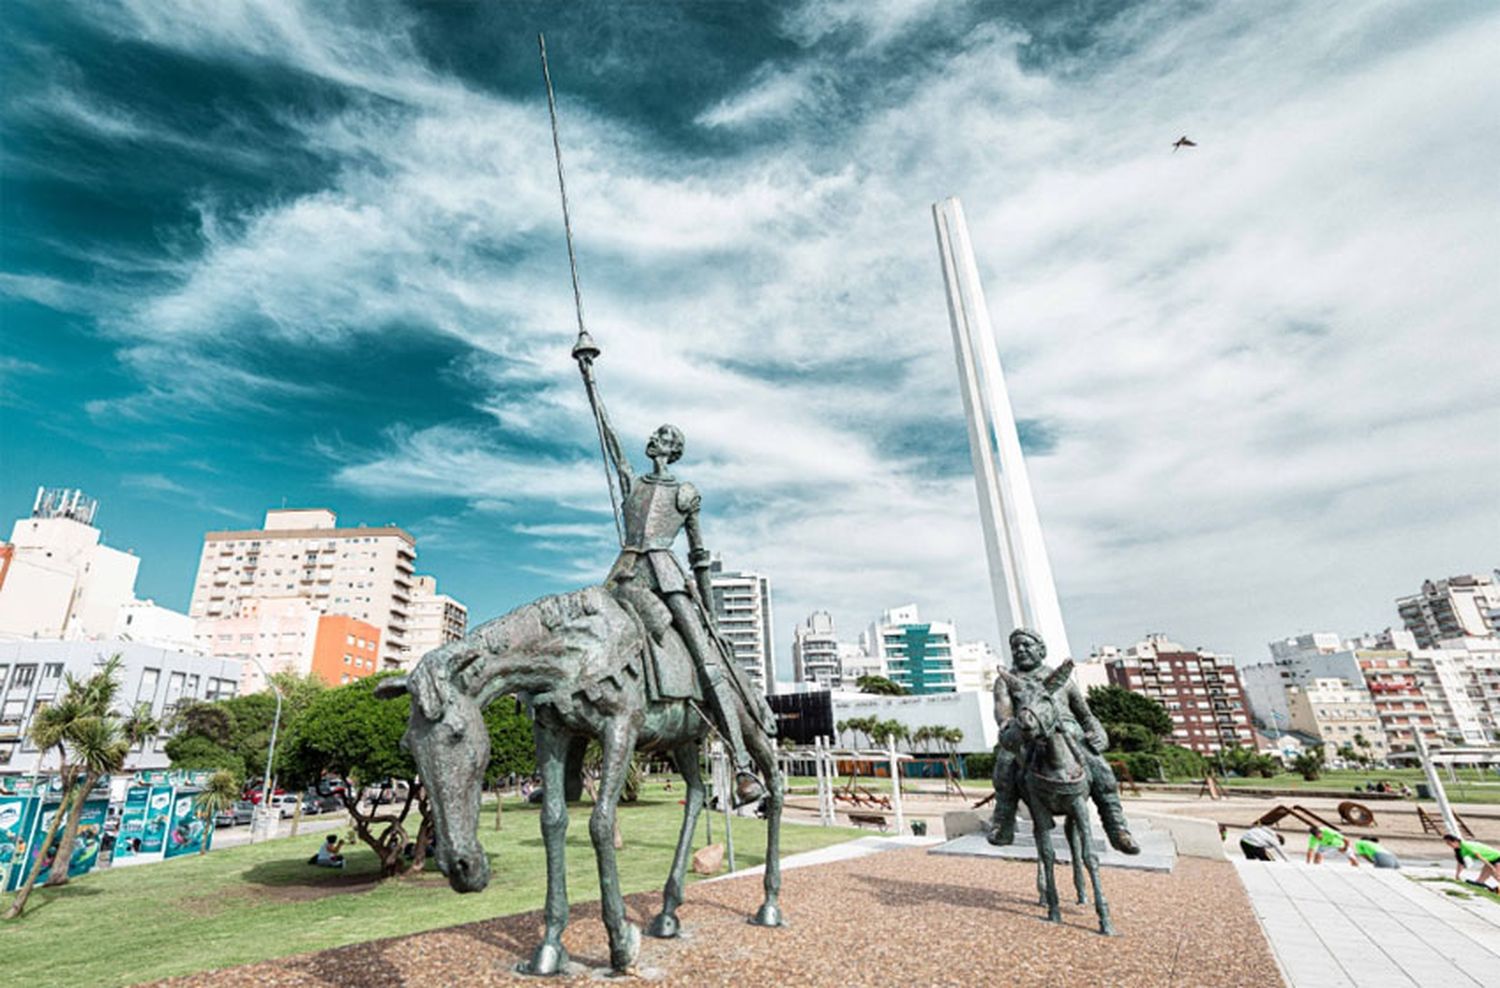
<box><xmin>1172</xmin><ymin>136</ymin><xmax>1198</xmax><ymax>152</ymax></box>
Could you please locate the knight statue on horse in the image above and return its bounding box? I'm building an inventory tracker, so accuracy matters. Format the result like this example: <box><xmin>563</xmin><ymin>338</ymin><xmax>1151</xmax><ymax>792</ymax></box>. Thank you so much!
<box><xmin>989</xmin><ymin>627</ymin><xmax>1139</xmax><ymax>856</ymax></box>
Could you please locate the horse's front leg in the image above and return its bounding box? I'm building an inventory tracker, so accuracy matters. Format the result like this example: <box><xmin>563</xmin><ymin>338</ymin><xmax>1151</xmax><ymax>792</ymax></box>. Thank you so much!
<box><xmin>1074</xmin><ymin>796</ymin><xmax>1115</xmax><ymax>936</ymax></box>
<box><xmin>591</xmin><ymin>716</ymin><xmax>642</xmax><ymax>973</ymax></box>
<box><xmin>1065</xmin><ymin>815</ymin><xmax>1087</xmax><ymax>905</ymax></box>
<box><xmin>517</xmin><ymin>724</ymin><xmax>572</xmax><ymax>977</ymax></box>
<box><xmin>648</xmin><ymin>738</ymin><xmax>704</xmax><ymax>939</ymax></box>
<box><xmin>1032</xmin><ymin>802</ymin><xmax>1061</xmax><ymax>923</ymax></box>
<box><xmin>746</xmin><ymin>716</ymin><xmax>786</xmax><ymax>927</ymax></box>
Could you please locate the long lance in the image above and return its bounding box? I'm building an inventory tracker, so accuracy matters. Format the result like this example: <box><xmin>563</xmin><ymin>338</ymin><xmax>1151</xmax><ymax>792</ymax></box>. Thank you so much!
<box><xmin>539</xmin><ymin>33</ymin><xmax>624</xmax><ymax>545</ymax></box>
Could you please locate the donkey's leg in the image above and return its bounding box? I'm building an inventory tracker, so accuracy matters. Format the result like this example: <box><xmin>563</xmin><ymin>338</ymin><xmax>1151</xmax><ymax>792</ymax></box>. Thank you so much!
<box><xmin>1065</xmin><ymin>815</ymin><xmax>1087</xmax><ymax>905</ymax></box>
<box><xmin>590</xmin><ymin>716</ymin><xmax>642</xmax><ymax>973</ymax></box>
<box><xmin>746</xmin><ymin>716</ymin><xmax>786</xmax><ymax>927</ymax></box>
<box><xmin>518</xmin><ymin>725</ymin><xmax>572</xmax><ymax>976</ymax></box>
<box><xmin>1032</xmin><ymin>801</ymin><xmax>1062</xmax><ymax>922</ymax></box>
<box><xmin>1074</xmin><ymin>796</ymin><xmax>1115</xmax><ymax>935</ymax></box>
<box><xmin>648</xmin><ymin>738</ymin><xmax>704</xmax><ymax>939</ymax></box>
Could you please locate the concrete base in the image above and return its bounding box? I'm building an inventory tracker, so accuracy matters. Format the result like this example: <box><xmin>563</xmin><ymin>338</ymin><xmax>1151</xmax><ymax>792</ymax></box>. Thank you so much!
<box><xmin>930</xmin><ymin>814</ymin><xmax>1177</xmax><ymax>873</ymax></box>
<box><xmin>942</xmin><ymin>810</ymin><xmax>987</xmax><ymax>839</ymax></box>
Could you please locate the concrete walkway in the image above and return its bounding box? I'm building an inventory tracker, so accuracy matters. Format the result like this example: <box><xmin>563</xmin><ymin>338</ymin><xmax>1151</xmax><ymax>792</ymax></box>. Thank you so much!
<box><xmin>1233</xmin><ymin>859</ymin><xmax>1500</xmax><ymax>986</ymax></box>
<box><xmin>699</xmin><ymin>833</ymin><xmax>938</xmax><ymax>883</ymax></box>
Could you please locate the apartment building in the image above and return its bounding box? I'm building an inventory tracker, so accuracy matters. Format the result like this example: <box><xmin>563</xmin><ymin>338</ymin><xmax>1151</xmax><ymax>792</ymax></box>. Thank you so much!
<box><xmin>404</xmin><ymin>575</ymin><xmax>467</xmax><ymax>662</ymax></box>
<box><xmin>1102</xmin><ymin>634</ymin><xmax>1255</xmax><ymax>753</ymax></box>
<box><xmin>708</xmin><ymin>561</ymin><xmax>776</xmax><ymax>692</ymax></box>
<box><xmin>792</xmin><ymin>611</ymin><xmax>842</xmax><ymax>689</ymax></box>
<box><xmin>1284</xmin><ymin>677</ymin><xmax>1390</xmax><ymax>762</ymax></box>
<box><xmin>188</xmin><ymin>508</ymin><xmax>416</xmax><ymax>669</ymax></box>
<box><xmin>195</xmin><ymin>597</ymin><xmax>382</xmax><ymax>692</ymax></box>
<box><xmin>1397</xmin><ymin>573</ymin><xmax>1500</xmax><ymax>646</ymax></box>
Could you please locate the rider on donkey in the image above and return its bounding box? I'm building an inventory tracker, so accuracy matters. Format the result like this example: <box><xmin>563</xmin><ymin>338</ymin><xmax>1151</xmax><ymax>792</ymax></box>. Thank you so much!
<box><xmin>989</xmin><ymin>628</ymin><xmax>1140</xmax><ymax>854</ymax></box>
<box><xmin>574</xmin><ymin>336</ymin><xmax>768</xmax><ymax>806</ymax></box>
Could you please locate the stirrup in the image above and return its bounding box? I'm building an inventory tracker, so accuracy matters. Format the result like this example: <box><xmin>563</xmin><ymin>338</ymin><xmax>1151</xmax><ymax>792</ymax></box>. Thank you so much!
<box><xmin>732</xmin><ymin>771</ymin><xmax>766</xmax><ymax>807</ymax></box>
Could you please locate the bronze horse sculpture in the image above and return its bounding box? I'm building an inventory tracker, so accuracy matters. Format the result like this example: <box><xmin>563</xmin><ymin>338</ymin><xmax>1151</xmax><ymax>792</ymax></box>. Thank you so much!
<box><xmin>998</xmin><ymin>658</ymin><xmax>1116</xmax><ymax>935</ymax></box>
<box><xmin>376</xmin><ymin>585</ymin><xmax>785</xmax><ymax>975</ymax></box>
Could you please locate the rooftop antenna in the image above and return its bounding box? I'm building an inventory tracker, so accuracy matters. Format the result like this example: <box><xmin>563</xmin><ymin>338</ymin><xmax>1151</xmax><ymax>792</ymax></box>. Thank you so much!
<box><xmin>539</xmin><ymin>33</ymin><xmax>624</xmax><ymax>544</ymax></box>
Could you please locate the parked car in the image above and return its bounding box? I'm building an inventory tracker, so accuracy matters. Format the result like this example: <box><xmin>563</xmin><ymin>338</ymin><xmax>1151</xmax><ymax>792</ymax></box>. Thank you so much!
<box><xmin>361</xmin><ymin>779</ymin><xmax>409</xmax><ymax>805</ymax></box>
<box><xmin>304</xmin><ymin>791</ymin><xmax>343</xmax><ymax>814</ymax></box>
<box><xmin>214</xmin><ymin>801</ymin><xmax>255</xmax><ymax>827</ymax></box>
<box><xmin>274</xmin><ymin>794</ymin><xmax>305</xmax><ymax>819</ymax></box>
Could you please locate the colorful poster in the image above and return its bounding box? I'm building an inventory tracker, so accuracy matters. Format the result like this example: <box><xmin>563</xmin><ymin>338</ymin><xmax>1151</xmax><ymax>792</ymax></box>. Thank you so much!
<box><xmin>64</xmin><ymin>799</ymin><xmax>108</xmax><ymax>877</ymax></box>
<box><xmin>114</xmin><ymin>786</ymin><xmax>150</xmax><ymax>860</ymax></box>
<box><xmin>0</xmin><ymin>795</ymin><xmax>35</xmax><ymax>892</ymax></box>
<box><xmin>139</xmin><ymin>786</ymin><xmax>174</xmax><ymax>855</ymax></box>
<box><xmin>28</xmin><ymin>799</ymin><xmax>66</xmax><ymax>886</ymax></box>
<box><xmin>163</xmin><ymin>791</ymin><xmax>212</xmax><ymax>859</ymax></box>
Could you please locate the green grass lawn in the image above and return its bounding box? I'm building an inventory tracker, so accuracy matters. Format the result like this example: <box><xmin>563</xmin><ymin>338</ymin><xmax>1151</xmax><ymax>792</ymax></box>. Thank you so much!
<box><xmin>1215</xmin><ymin>768</ymin><xmax>1500</xmax><ymax>804</ymax></box>
<box><xmin>2</xmin><ymin>791</ymin><xmax>862</xmax><ymax>987</ymax></box>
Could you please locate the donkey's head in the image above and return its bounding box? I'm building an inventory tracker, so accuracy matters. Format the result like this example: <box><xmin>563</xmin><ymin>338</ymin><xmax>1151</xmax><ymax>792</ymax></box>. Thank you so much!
<box><xmin>997</xmin><ymin>659</ymin><xmax>1075</xmax><ymax>744</ymax></box>
<box><xmin>375</xmin><ymin>645</ymin><xmax>491</xmax><ymax>893</ymax></box>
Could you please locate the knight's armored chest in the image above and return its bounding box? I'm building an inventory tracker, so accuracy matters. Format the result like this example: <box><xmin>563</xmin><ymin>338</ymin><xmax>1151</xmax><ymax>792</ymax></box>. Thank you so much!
<box><xmin>622</xmin><ymin>477</ymin><xmax>687</xmax><ymax>550</ymax></box>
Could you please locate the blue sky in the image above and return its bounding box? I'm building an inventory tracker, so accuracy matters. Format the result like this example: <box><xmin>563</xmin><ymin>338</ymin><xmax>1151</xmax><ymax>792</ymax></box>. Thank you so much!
<box><xmin>2</xmin><ymin>1</ymin><xmax>1496</xmax><ymax>679</ymax></box>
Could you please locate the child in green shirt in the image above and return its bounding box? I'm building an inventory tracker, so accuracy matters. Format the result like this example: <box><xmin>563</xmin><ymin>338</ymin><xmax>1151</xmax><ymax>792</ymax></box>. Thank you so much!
<box><xmin>1305</xmin><ymin>825</ymin><xmax>1346</xmax><ymax>865</ymax></box>
<box><xmin>1443</xmin><ymin>834</ymin><xmax>1499</xmax><ymax>890</ymax></box>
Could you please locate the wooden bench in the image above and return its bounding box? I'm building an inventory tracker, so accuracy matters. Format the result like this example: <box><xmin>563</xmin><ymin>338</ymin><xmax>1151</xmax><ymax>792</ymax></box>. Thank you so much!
<box><xmin>847</xmin><ymin>812</ymin><xmax>889</xmax><ymax>831</ymax></box>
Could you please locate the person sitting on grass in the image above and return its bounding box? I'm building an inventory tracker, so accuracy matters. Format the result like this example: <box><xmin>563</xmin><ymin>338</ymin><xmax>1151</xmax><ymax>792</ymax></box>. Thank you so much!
<box><xmin>1238</xmin><ymin>824</ymin><xmax>1288</xmax><ymax>862</ymax></box>
<box><xmin>1306</xmin><ymin>825</ymin><xmax>1347</xmax><ymax>865</ymax></box>
<box><xmin>313</xmin><ymin>834</ymin><xmax>345</xmax><ymax>869</ymax></box>
<box><xmin>1341</xmin><ymin>835</ymin><xmax>1400</xmax><ymax>869</ymax></box>
<box><xmin>1443</xmin><ymin>833</ymin><xmax>1500</xmax><ymax>891</ymax></box>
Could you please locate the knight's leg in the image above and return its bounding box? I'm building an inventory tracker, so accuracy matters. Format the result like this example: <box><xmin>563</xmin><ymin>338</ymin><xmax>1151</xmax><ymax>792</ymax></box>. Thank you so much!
<box><xmin>987</xmin><ymin>747</ymin><xmax>1020</xmax><ymax>846</ymax></box>
<box><xmin>666</xmin><ymin>594</ymin><xmax>763</xmax><ymax>805</ymax></box>
<box><xmin>1065</xmin><ymin>815</ymin><xmax>1087</xmax><ymax>905</ymax></box>
<box><xmin>745</xmin><ymin>714</ymin><xmax>786</xmax><ymax>927</ymax></box>
<box><xmin>1086</xmin><ymin>750</ymin><xmax>1139</xmax><ymax>855</ymax></box>
<box><xmin>589</xmin><ymin>716</ymin><xmax>641</xmax><ymax>973</ymax></box>
<box><xmin>518</xmin><ymin>725</ymin><xmax>572</xmax><ymax>976</ymax></box>
<box><xmin>648</xmin><ymin>738</ymin><xmax>705</xmax><ymax>939</ymax></box>
<box><xmin>1075</xmin><ymin>796</ymin><xmax>1114</xmax><ymax>935</ymax></box>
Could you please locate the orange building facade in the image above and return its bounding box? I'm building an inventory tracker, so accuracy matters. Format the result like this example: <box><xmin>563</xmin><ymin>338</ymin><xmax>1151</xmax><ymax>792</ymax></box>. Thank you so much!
<box><xmin>311</xmin><ymin>614</ymin><xmax>382</xmax><ymax>686</ymax></box>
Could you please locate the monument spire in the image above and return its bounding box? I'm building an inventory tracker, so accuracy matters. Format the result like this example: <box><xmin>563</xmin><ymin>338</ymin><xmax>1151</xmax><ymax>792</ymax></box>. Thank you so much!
<box><xmin>932</xmin><ymin>197</ymin><xmax>1072</xmax><ymax>661</ymax></box>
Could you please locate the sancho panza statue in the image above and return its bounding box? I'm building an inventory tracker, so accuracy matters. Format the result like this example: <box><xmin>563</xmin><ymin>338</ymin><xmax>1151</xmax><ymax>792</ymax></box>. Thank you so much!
<box><xmin>576</xmin><ymin>339</ymin><xmax>768</xmax><ymax>807</ymax></box>
<box><xmin>989</xmin><ymin>628</ymin><xmax>1139</xmax><ymax>854</ymax></box>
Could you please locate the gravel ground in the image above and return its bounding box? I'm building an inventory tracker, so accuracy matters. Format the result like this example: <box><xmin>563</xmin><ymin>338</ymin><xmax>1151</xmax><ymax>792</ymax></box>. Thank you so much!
<box><xmin>148</xmin><ymin>849</ymin><xmax>1282</xmax><ymax>987</ymax></box>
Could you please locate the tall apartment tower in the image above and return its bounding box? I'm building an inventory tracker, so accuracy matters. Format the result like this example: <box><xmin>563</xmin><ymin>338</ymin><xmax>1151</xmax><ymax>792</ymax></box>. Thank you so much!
<box><xmin>792</xmin><ymin>611</ymin><xmax>842</xmax><ymax>689</ymax></box>
<box><xmin>1397</xmin><ymin>573</ymin><xmax>1500</xmax><ymax>646</ymax></box>
<box><xmin>0</xmin><ymin>488</ymin><xmax>140</xmax><ymax>641</ymax></box>
<box><xmin>862</xmin><ymin>604</ymin><xmax>959</xmax><ymax>695</ymax></box>
<box><xmin>1102</xmin><ymin>634</ymin><xmax>1255</xmax><ymax>754</ymax></box>
<box><xmin>708</xmin><ymin>560</ymin><xmax>776</xmax><ymax>693</ymax></box>
<box><xmin>188</xmin><ymin>508</ymin><xmax>417</xmax><ymax>669</ymax></box>
<box><xmin>405</xmin><ymin>575</ymin><xmax>468</xmax><ymax>663</ymax></box>
<box><xmin>932</xmin><ymin>198</ymin><xmax>1071</xmax><ymax>661</ymax></box>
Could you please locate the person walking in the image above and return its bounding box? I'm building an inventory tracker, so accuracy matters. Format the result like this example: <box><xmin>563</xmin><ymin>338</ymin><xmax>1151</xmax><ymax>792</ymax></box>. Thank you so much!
<box><xmin>1443</xmin><ymin>834</ymin><xmax>1500</xmax><ymax>890</ymax></box>
<box><xmin>1238</xmin><ymin>824</ymin><xmax>1288</xmax><ymax>861</ymax></box>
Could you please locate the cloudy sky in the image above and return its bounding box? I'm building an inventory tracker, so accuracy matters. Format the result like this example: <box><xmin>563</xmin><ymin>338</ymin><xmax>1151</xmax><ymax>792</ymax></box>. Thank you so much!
<box><xmin>3</xmin><ymin>0</ymin><xmax>1496</xmax><ymax>678</ymax></box>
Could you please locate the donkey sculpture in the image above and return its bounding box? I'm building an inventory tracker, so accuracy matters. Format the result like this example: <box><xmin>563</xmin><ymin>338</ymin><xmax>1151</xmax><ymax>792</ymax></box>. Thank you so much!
<box><xmin>998</xmin><ymin>658</ymin><xmax>1115</xmax><ymax>935</ymax></box>
<box><xmin>375</xmin><ymin>585</ymin><xmax>785</xmax><ymax>976</ymax></box>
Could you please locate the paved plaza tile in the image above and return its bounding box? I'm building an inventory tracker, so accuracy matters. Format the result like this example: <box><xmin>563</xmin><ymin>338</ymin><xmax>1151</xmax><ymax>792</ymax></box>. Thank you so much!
<box><xmin>1233</xmin><ymin>859</ymin><xmax>1500</xmax><ymax>987</ymax></box>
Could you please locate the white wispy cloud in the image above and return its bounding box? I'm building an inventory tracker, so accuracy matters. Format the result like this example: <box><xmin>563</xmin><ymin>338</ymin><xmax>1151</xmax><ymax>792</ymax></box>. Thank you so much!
<box><xmin>67</xmin><ymin>0</ymin><xmax>1500</xmax><ymax>672</ymax></box>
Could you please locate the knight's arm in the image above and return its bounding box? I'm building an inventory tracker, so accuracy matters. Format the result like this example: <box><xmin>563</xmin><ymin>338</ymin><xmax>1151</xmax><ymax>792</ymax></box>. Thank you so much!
<box><xmin>1066</xmin><ymin>681</ymin><xmax>1109</xmax><ymax>751</ymax></box>
<box><xmin>993</xmin><ymin>678</ymin><xmax>1022</xmax><ymax>749</ymax></box>
<box><xmin>680</xmin><ymin>485</ymin><xmax>716</xmax><ymax>625</ymax></box>
<box><xmin>578</xmin><ymin>360</ymin><xmax>633</xmax><ymax>494</ymax></box>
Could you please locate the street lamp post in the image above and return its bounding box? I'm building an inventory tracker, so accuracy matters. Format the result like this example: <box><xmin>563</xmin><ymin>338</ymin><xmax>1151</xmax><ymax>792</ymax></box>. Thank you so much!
<box><xmin>243</xmin><ymin>658</ymin><xmax>283</xmax><ymax>844</ymax></box>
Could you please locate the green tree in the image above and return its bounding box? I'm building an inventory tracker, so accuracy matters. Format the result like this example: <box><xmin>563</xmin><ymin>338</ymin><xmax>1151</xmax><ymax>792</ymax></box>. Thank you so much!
<box><xmin>1105</xmin><ymin>722</ymin><xmax>1160</xmax><ymax>753</ymax></box>
<box><xmin>855</xmin><ymin>675</ymin><xmax>907</xmax><ymax>696</ymax></box>
<box><xmin>1292</xmin><ymin>744</ymin><xmax>1326</xmax><ymax>781</ymax></box>
<box><xmin>1085</xmin><ymin>686</ymin><xmax>1172</xmax><ymax>737</ymax></box>
<box><xmin>165</xmin><ymin>673</ymin><xmax>325</xmax><ymax>781</ymax></box>
<box><xmin>193</xmin><ymin>771</ymin><xmax>241</xmax><ymax>855</ymax></box>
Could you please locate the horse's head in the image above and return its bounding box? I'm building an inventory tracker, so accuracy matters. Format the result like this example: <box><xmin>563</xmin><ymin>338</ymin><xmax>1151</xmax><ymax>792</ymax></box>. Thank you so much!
<box><xmin>375</xmin><ymin>648</ymin><xmax>491</xmax><ymax>893</ymax></box>
<box><xmin>998</xmin><ymin>659</ymin><xmax>1075</xmax><ymax>743</ymax></box>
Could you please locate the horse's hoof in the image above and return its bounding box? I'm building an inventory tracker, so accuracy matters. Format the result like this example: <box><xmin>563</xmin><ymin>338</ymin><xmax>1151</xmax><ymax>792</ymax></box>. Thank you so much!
<box><xmin>646</xmin><ymin>912</ymin><xmax>680</xmax><ymax>939</ymax></box>
<box><xmin>1048</xmin><ymin>912</ymin><xmax>1063</xmax><ymax>923</ymax></box>
<box><xmin>1076</xmin><ymin>895</ymin><xmax>1087</xmax><ymax>905</ymax></box>
<box><xmin>1099</xmin><ymin>923</ymin><xmax>1116</xmax><ymax>937</ymax></box>
<box><xmin>609</xmin><ymin>922</ymin><xmax>641</xmax><ymax>972</ymax></box>
<box><xmin>516</xmin><ymin>941</ymin><xmax>569</xmax><ymax>977</ymax></box>
<box><xmin>748</xmin><ymin>902</ymin><xmax>785</xmax><ymax>928</ymax></box>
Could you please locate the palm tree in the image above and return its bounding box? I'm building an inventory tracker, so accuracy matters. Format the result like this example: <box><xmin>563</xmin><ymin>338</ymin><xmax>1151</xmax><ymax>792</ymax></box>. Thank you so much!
<box><xmin>43</xmin><ymin>657</ymin><xmax>127</xmax><ymax>888</ymax></box>
<box><xmin>195</xmin><ymin>771</ymin><xmax>240</xmax><ymax>854</ymax></box>
<box><xmin>122</xmin><ymin>702</ymin><xmax>162</xmax><ymax>755</ymax></box>
<box><xmin>3</xmin><ymin>692</ymin><xmax>84</xmax><ymax>919</ymax></box>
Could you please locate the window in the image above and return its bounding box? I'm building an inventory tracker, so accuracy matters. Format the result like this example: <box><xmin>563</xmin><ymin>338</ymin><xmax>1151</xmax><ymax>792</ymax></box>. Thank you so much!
<box><xmin>41</xmin><ymin>663</ymin><xmax>62</xmax><ymax>681</ymax></box>
<box><xmin>1</xmin><ymin>699</ymin><xmax>25</xmax><ymax>726</ymax></box>
<box><xmin>12</xmin><ymin>665</ymin><xmax>36</xmax><ymax>689</ymax></box>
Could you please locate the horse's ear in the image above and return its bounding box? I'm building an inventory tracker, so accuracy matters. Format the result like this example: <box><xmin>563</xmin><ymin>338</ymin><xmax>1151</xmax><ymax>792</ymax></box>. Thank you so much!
<box><xmin>373</xmin><ymin>676</ymin><xmax>409</xmax><ymax>700</ymax></box>
<box><xmin>1043</xmin><ymin>659</ymin><xmax>1075</xmax><ymax>694</ymax></box>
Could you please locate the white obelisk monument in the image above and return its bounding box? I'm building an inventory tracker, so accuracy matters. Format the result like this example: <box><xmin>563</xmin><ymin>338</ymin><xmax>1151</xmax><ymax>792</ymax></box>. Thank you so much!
<box><xmin>932</xmin><ymin>196</ymin><xmax>1073</xmax><ymax>662</ymax></box>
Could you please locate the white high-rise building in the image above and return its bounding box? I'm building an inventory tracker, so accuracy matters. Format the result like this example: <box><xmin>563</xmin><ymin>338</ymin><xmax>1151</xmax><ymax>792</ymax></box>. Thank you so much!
<box><xmin>0</xmin><ymin>488</ymin><xmax>140</xmax><ymax>641</ymax></box>
<box><xmin>862</xmin><ymin>605</ymin><xmax>958</xmax><ymax>695</ymax></box>
<box><xmin>708</xmin><ymin>560</ymin><xmax>775</xmax><ymax>692</ymax></box>
<box><xmin>933</xmin><ymin>198</ymin><xmax>1071</xmax><ymax>662</ymax></box>
<box><xmin>1397</xmin><ymin>573</ymin><xmax>1500</xmax><ymax>646</ymax></box>
<box><xmin>792</xmin><ymin>611</ymin><xmax>842</xmax><ymax>689</ymax></box>
<box><xmin>405</xmin><ymin>575</ymin><xmax>467</xmax><ymax>662</ymax></box>
<box><xmin>1241</xmin><ymin>633</ymin><xmax>1366</xmax><ymax>730</ymax></box>
<box><xmin>114</xmin><ymin>600</ymin><xmax>201</xmax><ymax>654</ymax></box>
<box><xmin>187</xmin><ymin>508</ymin><xmax>417</xmax><ymax>669</ymax></box>
<box><xmin>953</xmin><ymin>640</ymin><xmax>998</xmax><ymax>692</ymax></box>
